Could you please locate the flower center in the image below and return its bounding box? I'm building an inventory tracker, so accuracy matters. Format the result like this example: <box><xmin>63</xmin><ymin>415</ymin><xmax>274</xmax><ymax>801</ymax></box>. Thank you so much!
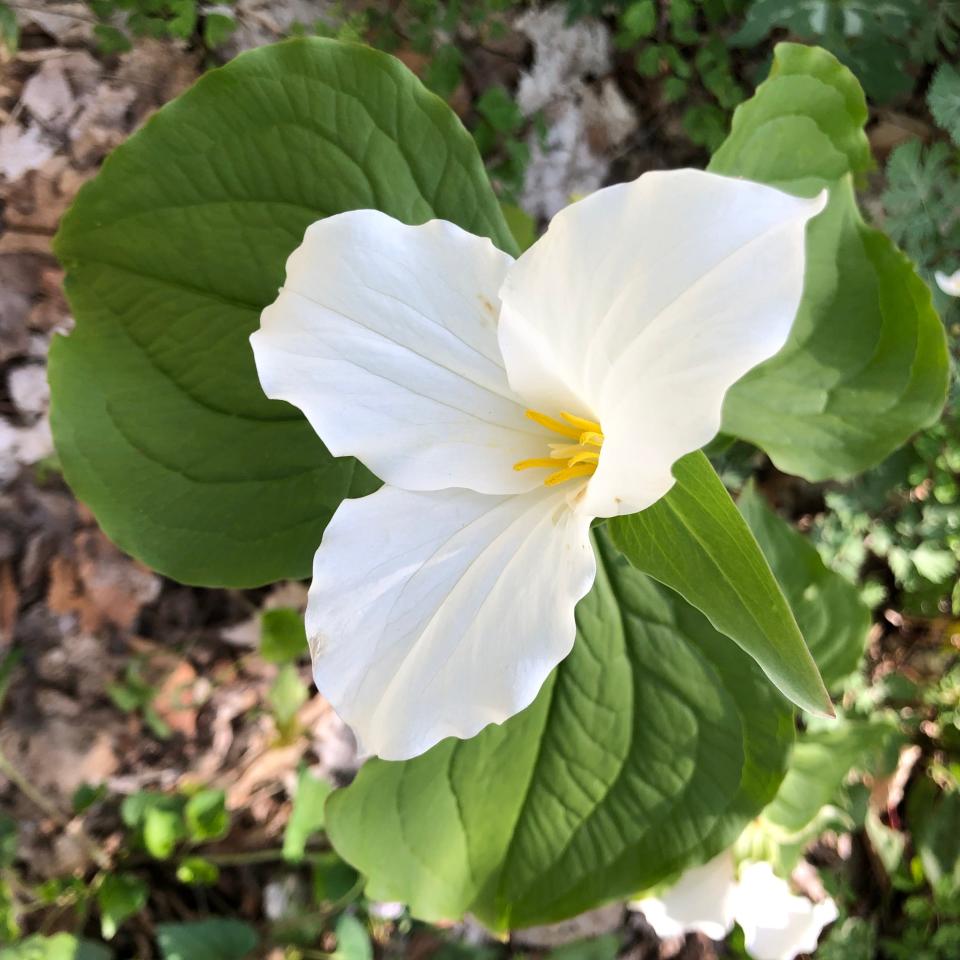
<box><xmin>513</xmin><ymin>409</ymin><xmax>604</xmax><ymax>487</ymax></box>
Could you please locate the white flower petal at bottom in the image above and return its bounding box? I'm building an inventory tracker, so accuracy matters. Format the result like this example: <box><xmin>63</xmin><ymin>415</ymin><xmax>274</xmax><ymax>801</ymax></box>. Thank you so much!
<box><xmin>306</xmin><ymin>484</ymin><xmax>596</xmax><ymax>761</ymax></box>
<box><xmin>735</xmin><ymin>862</ymin><xmax>839</xmax><ymax>960</ymax></box>
<box><xmin>935</xmin><ymin>268</ymin><xmax>960</xmax><ymax>297</ymax></box>
<box><xmin>631</xmin><ymin>850</ymin><xmax>738</xmax><ymax>941</ymax></box>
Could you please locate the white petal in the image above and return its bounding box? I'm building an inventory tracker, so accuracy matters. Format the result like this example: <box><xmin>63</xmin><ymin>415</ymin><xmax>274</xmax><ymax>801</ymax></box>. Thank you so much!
<box><xmin>935</xmin><ymin>268</ymin><xmax>960</xmax><ymax>297</ymax></box>
<box><xmin>734</xmin><ymin>862</ymin><xmax>838</xmax><ymax>960</ymax></box>
<box><xmin>306</xmin><ymin>484</ymin><xmax>596</xmax><ymax>760</ymax></box>
<box><xmin>498</xmin><ymin>170</ymin><xmax>826</xmax><ymax>516</ymax></box>
<box><xmin>252</xmin><ymin>211</ymin><xmax>549</xmax><ymax>495</ymax></box>
<box><xmin>631</xmin><ymin>851</ymin><xmax>738</xmax><ymax>941</ymax></box>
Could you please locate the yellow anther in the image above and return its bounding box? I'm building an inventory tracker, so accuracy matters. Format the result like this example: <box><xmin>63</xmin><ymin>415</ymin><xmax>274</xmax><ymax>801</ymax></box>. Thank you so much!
<box><xmin>548</xmin><ymin>443</ymin><xmax>584</xmax><ymax>459</ymax></box>
<box><xmin>560</xmin><ymin>411</ymin><xmax>602</xmax><ymax>434</ymax></box>
<box><xmin>516</xmin><ymin>408</ymin><xmax>605</xmax><ymax>488</ymax></box>
<box><xmin>543</xmin><ymin>463</ymin><xmax>597</xmax><ymax>486</ymax></box>
<box><xmin>514</xmin><ymin>457</ymin><xmax>559</xmax><ymax>472</ymax></box>
<box><xmin>525</xmin><ymin>409</ymin><xmax>581</xmax><ymax>440</ymax></box>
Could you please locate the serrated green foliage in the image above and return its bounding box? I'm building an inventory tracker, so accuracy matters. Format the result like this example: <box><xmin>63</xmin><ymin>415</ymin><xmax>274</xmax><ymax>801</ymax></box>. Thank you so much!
<box><xmin>883</xmin><ymin>140</ymin><xmax>960</xmax><ymax>269</ymax></box>
<box><xmin>812</xmin><ymin>406</ymin><xmax>960</xmax><ymax>615</ymax></box>
<box><xmin>611</xmin><ymin>452</ymin><xmax>829</xmax><ymax>717</ymax></box>
<box><xmin>614</xmin><ymin>0</ymin><xmax>747</xmax><ymax>151</ymax></box>
<box><xmin>713</xmin><ymin>43</ymin><xmax>949</xmax><ymax>481</ymax></box>
<box><xmin>326</xmin><ymin>531</ymin><xmax>793</xmax><ymax>931</ymax></box>
<box><xmin>930</xmin><ymin>64</ymin><xmax>960</xmax><ymax>147</ymax></box>
<box><xmin>51</xmin><ymin>39</ymin><xmax>514</xmax><ymax>588</ymax></box>
<box><xmin>738</xmin><ymin>483</ymin><xmax>870</xmax><ymax>690</ymax></box>
<box><xmin>732</xmin><ymin>0</ymin><xmax>937</xmax><ymax>102</ymax></box>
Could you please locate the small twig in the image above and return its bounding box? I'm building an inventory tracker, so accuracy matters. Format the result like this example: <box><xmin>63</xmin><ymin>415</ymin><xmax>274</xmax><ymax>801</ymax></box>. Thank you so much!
<box><xmin>202</xmin><ymin>847</ymin><xmax>288</xmax><ymax>866</ymax></box>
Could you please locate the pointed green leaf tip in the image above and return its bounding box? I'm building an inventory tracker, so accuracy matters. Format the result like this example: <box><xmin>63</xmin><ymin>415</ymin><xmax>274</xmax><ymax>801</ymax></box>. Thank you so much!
<box><xmin>611</xmin><ymin>453</ymin><xmax>832</xmax><ymax>718</ymax></box>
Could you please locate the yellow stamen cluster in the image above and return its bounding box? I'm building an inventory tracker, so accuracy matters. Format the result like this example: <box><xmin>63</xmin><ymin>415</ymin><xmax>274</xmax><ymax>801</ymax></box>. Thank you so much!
<box><xmin>514</xmin><ymin>409</ymin><xmax>604</xmax><ymax>487</ymax></box>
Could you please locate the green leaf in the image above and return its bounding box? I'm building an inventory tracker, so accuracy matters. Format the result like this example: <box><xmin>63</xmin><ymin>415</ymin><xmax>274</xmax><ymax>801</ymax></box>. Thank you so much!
<box><xmin>334</xmin><ymin>915</ymin><xmax>372</xmax><ymax>960</ymax></box>
<box><xmin>92</xmin><ymin>24</ymin><xmax>132</xmax><ymax>54</ymax></box>
<box><xmin>259</xmin><ymin>608</ymin><xmax>307</xmax><ymax>664</ymax></box>
<box><xmin>738</xmin><ymin>483</ymin><xmax>869</xmax><ymax>690</ymax></box>
<box><xmin>500</xmin><ymin>202</ymin><xmax>536</xmax><ymax>253</ymax></box>
<box><xmin>283</xmin><ymin>766</ymin><xmax>333</xmax><ymax>862</ymax></box>
<box><xmin>548</xmin><ymin>936</ymin><xmax>620</xmax><ymax>960</ymax></box>
<box><xmin>176</xmin><ymin>855</ymin><xmax>220</xmax><ymax>886</ymax></box>
<box><xmin>908</xmin><ymin>779</ymin><xmax>960</xmax><ymax>887</ymax></box>
<box><xmin>313</xmin><ymin>851</ymin><xmax>360</xmax><ymax>904</ymax></box>
<box><xmin>51</xmin><ymin>39</ymin><xmax>514</xmax><ymax>588</ymax></box>
<box><xmin>764</xmin><ymin>718</ymin><xmax>899</xmax><ymax>834</ymax></box>
<box><xmin>929</xmin><ymin>63</ymin><xmax>960</xmax><ymax>146</ymax></box>
<box><xmin>156</xmin><ymin>920</ymin><xmax>258</xmax><ymax>960</ymax></box>
<box><xmin>0</xmin><ymin>3</ymin><xmax>18</xmax><ymax>56</ymax></box>
<box><xmin>268</xmin><ymin>662</ymin><xmax>308</xmax><ymax>732</ymax></box>
<box><xmin>202</xmin><ymin>12</ymin><xmax>236</xmax><ymax>49</ymax></box>
<box><xmin>97</xmin><ymin>873</ymin><xmax>148</xmax><ymax>940</ymax></box>
<box><xmin>0</xmin><ymin>936</ymin><xmax>112</xmax><ymax>960</ymax></box>
<box><xmin>326</xmin><ymin>531</ymin><xmax>793</xmax><ymax>931</ymax></box>
<box><xmin>711</xmin><ymin>43</ymin><xmax>949</xmax><ymax>481</ymax></box>
<box><xmin>475</xmin><ymin>86</ymin><xmax>524</xmax><ymax>135</ymax></box>
<box><xmin>620</xmin><ymin>1</ymin><xmax>657</xmax><ymax>40</ymax></box>
<box><xmin>183</xmin><ymin>788</ymin><xmax>229</xmax><ymax>842</ymax></box>
<box><xmin>610</xmin><ymin>452</ymin><xmax>830</xmax><ymax>717</ymax></box>
<box><xmin>72</xmin><ymin>783</ymin><xmax>107</xmax><ymax>814</ymax></box>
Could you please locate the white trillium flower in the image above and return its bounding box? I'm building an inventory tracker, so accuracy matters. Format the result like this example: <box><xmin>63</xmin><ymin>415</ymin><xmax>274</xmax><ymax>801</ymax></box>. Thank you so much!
<box><xmin>735</xmin><ymin>862</ymin><xmax>840</xmax><ymax>960</ymax></box>
<box><xmin>250</xmin><ymin>169</ymin><xmax>826</xmax><ymax>760</ymax></box>
<box><xmin>631</xmin><ymin>853</ymin><xmax>838</xmax><ymax>960</ymax></box>
<box><xmin>935</xmin><ymin>267</ymin><xmax>960</xmax><ymax>297</ymax></box>
<box><xmin>632</xmin><ymin>850</ymin><xmax>738</xmax><ymax>941</ymax></box>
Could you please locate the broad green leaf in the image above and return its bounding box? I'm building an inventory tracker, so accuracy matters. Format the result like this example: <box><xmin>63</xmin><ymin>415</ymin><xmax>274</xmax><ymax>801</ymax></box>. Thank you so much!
<box><xmin>738</xmin><ymin>483</ymin><xmax>870</xmax><ymax>690</ymax></box>
<box><xmin>51</xmin><ymin>38</ymin><xmax>515</xmax><ymax>587</ymax></box>
<box><xmin>156</xmin><ymin>920</ymin><xmax>258</xmax><ymax>960</ymax></box>
<box><xmin>712</xmin><ymin>43</ymin><xmax>949</xmax><ymax>481</ymax></box>
<box><xmin>609</xmin><ymin>452</ymin><xmax>830</xmax><ymax>717</ymax></box>
<box><xmin>0</xmin><ymin>936</ymin><xmax>112</xmax><ymax>960</ymax></box>
<box><xmin>326</xmin><ymin>531</ymin><xmax>793</xmax><ymax>931</ymax></box>
<box><xmin>97</xmin><ymin>873</ymin><xmax>148</xmax><ymax>940</ymax></box>
<box><xmin>763</xmin><ymin>718</ymin><xmax>899</xmax><ymax>834</ymax></box>
<box><xmin>283</xmin><ymin>766</ymin><xmax>333</xmax><ymax>862</ymax></box>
